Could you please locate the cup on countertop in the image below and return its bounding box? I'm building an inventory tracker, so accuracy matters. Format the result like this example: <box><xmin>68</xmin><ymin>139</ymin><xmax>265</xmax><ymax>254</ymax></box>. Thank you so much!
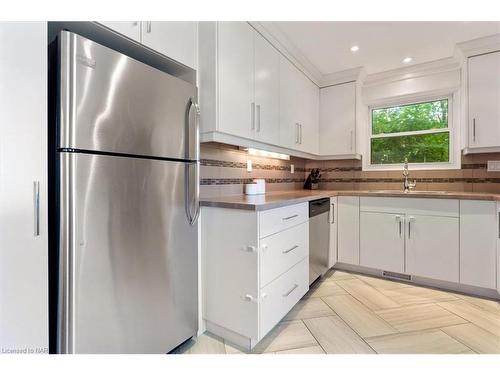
<box><xmin>245</xmin><ymin>179</ymin><xmax>266</xmax><ymax>195</ymax></box>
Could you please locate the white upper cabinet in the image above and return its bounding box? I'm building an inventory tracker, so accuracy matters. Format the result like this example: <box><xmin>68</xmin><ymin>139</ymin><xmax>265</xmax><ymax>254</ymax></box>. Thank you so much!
<box><xmin>299</xmin><ymin>75</ymin><xmax>320</xmax><ymax>154</ymax></box>
<box><xmin>278</xmin><ymin>56</ymin><xmax>319</xmax><ymax>153</ymax></box>
<box><xmin>98</xmin><ymin>22</ymin><xmax>198</xmax><ymax>69</ymax></box>
<box><xmin>141</xmin><ymin>22</ymin><xmax>198</xmax><ymax>69</ymax></box>
<box><xmin>217</xmin><ymin>22</ymin><xmax>255</xmax><ymax>140</ymax></box>
<box><xmin>467</xmin><ymin>51</ymin><xmax>500</xmax><ymax>150</ymax></box>
<box><xmin>99</xmin><ymin>21</ymin><xmax>141</xmax><ymax>41</ymax></box>
<box><xmin>200</xmin><ymin>22</ymin><xmax>318</xmax><ymax>155</ymax></box>
<box><xmin>319</xmin><ymin>82</ymin><xmax>357</xmax><ymax>156</ymax></box>
<box><xmin>279</xmin><ymin>55</ymin><xmax>302</xmax><ymax>149</ymax></box>
<box><xmin>253</xmin><ymin>32</ymin><xmax>280</xmax><ymax>145</ymax></box>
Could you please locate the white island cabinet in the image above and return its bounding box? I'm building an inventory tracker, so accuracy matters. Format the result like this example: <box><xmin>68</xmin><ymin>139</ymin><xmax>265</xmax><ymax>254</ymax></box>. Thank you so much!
<box><xmin>202</xmin><ymin>203</ymin><xmax>309</xmax><ymax>350</ymax></box>
<box><xmin>337</xmin><ymin>196</ymin><xmax>360</xmax><ymax>265</ymax></box>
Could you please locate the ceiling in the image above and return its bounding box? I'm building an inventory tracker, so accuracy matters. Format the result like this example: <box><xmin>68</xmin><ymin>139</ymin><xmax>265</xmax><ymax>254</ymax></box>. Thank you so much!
<box><xmin>265</xmin><ymin>22</ymin><xmax>500</xmax><ymax>75</ymax></box>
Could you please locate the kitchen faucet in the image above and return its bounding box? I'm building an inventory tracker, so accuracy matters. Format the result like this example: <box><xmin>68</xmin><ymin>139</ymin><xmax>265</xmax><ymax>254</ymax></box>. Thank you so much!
<box><xmin>403</xmin><ymin>158</ymin><xmax>416</xmax><ymax>193</ymax></box>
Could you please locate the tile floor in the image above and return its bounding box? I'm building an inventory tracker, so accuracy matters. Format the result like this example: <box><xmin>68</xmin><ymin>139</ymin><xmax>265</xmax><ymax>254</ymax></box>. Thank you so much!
<box><xmin>175</xmin><ymin>270</ymin><xmax>500</xmax><ymax>354</ymax></box>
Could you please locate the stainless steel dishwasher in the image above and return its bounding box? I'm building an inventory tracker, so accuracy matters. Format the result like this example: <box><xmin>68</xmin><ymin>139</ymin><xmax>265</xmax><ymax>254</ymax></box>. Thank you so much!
<box><xmin>309</xmin><ymin>198</ymin><xmax>331</xmax><ymax>285</ymax></box>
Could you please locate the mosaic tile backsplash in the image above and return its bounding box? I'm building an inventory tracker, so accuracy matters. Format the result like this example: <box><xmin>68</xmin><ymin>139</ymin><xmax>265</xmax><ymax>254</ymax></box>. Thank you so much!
<box><xmin>200</xmin><ymin>143</ymin><xmax>500</xmax><ymax>198</ymax></box>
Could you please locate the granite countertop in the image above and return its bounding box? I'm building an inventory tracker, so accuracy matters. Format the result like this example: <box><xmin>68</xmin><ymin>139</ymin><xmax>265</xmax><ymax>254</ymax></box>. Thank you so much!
<box><xmin>200</xmin><ymin>190</ymin><xmax>500</xmax><ymax>211</ymax></box>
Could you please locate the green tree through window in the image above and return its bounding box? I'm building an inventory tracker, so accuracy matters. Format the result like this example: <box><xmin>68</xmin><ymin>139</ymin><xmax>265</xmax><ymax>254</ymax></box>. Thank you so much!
<box><xmin>370</xmin><ymin>99</ymin><xmax>450</xmax><ymax>165</ymax></box>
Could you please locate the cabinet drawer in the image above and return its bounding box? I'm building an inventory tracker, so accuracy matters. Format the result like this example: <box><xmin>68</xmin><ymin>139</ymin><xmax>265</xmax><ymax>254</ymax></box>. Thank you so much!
<box><xmin>259</xmin><ymin>257</ymin><xmax>309</xmax><ymax>339</ymax></box>
<box><xmin>260</xmin><ymin>222</ymin><xmax>309</xmax><ymax>287</ymax></box>
<box><xmin>259</xmin><ymin>203</ymin><xmax>308</xmax><ymax>238</ymax></box>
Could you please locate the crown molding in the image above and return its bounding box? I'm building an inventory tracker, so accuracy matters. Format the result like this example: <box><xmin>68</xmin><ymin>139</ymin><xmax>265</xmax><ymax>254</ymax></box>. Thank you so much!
<box><xmin>249</xmin><ymin>22</ymin><xmax>323</xmax><ymax>86</ymax></box>
<box><xmin>455</xmin><ymin>33</ymin><xmax>500</xmax><ymax>59</ymax></box>
<box><xmin>362</xmin><ymin>57</ymin><xmax>461</xmax><ymax>88</ymax></box>
<box><xmin>321</xmin><ymin>67</ymin><xmax>366</xmax><ymax>87</ymax></box>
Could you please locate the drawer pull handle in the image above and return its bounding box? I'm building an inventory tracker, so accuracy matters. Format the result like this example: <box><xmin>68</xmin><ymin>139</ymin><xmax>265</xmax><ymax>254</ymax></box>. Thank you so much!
<box><xmin>242</xmin><ymin>294</ymin><xmax>258</xmax><ymax>302</ymax></box>
<box><xmin>242</xmin><ymin>246</ymin><xmax>257</xmax><ymax>253</ymax></box>
<box><xmin>282</xmin><ymin>214</ymin><xmax>299</xmax><ymax>221</ymax></box>
<box><xmin>283</xmin><ymin>283</ymin><xmax>299</xmax><ymax>297</ymax></box>
<box><xmin>282</xmin><ymin>245</ymin><xmax>299</xmax><ymax>254</ymax></box>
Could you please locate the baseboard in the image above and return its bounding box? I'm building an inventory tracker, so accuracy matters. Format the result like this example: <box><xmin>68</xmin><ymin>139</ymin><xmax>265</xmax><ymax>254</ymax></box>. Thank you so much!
<box><xmin>334</xmin><ymin>263</ymin><xmax>500</xmax><ymax>300</ymax></box>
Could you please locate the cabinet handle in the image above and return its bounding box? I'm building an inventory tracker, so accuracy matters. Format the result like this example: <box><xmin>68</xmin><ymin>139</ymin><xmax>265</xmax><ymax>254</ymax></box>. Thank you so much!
<box><xmin>242</xmin><ymin>245</ymin><xmax>257</xmax><ymax>253</ymax></box>
<box><xmin>498</xmin><ymin>212</ymin><xmax>500</xmax><ymax>239</ymax></box>
<box><xmin>282</xmin><ymin>214</ymin><xmax>299</xmax><ymax>221</ymax></box>
<box><xmin>242</xmin><ymin>294</ymin><xmax>258</xmax><ymax>302</ymax></box>
<box><xmin>282</xmin><ymin>245</ymin><xmax>299</xmax><ymax>254</ymax></box>
<box><xmin>251</xmin><ymin>102</ymin><xmax>255</xmax><ymax>130</ymax></box>
<box><xmin>395</xmin><ymin>215</ymin><xmax>402</xmax><ymax>238</ymax></box>
<box><xmin>282</xmin><ymin>283</ymin><xmax>299</xmax><ymax>297</ymax></box>
<box><xmin>330</xmin><ymin>203</ymin><xmax>335</xmax><ymax>224</ymax></box>
<box><xmin>300</xmin><ymin>124</ymin><xmax>303</xmax><ymax>144</ymax></box>
<box><xmin>295</xmin><ymin>123</ymin><xmax>300</xmax><ymax>144</ymax></box>
<box><xmin>408</xmin><ymin>216</ymin><xmax>415</xmax><ymax>239</ymax></box>
<box><xmin>33</xmin><ymin>181</ymin><xmax>40</xmax><ymax>236</ymax></box>
<box><xmin>146</xmin><ymin>21</ymin><xmax>152</xmax><ymax>33</ymax></box>
<box><xmin>473</xmin><ymin>118</ymin><xmax>476</xmax><ymax>142</ymax></box>
<box><xmin>256</xmin><ymin>104</ymin><xmax>261</xmax><ymax>132</ymax></box>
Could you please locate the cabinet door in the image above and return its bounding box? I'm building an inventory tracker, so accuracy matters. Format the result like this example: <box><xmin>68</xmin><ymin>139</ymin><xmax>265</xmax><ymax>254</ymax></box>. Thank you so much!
<box><xmin>254</xmin><ymin>32</ymin><xmax>280</xmax><ymax>145</ymax></box>
<box><xmin>217</xmin><ymin>22</ymin><xmax>255</xmax><ymax>140</ymax></box>
<box><xmin>98</xmin><ymin>21</ymin><xmax>141</xmax><ymax>42</ymax></box>
<box><xmin>360</xmin><ymin>212</ymin><xmax>405</xmax><ymax>273</ymax></box>
<box><xmin>0</xmin><ymin>22</ymin><xmax>48</xmax><ymax>352</ymax></box>
<box><xmin>406</xmin><ymin>215</ymin><xmax>459</xmax><ymax>282</ymax></box>
<box><xmin>468</xmin><ymin>51</ymin><xmax>500</xmax><ymax>148</ymax></box>
<box><xmin>328</xmin><ymin>197</ymin><xmax>338</xmax><ymax>268</ymax></box>
<box><xmin>279</xmin><ymin>56</ymin><xmax>301</xmax><ymax>149</ymax></box>
<box><xmin>141</xmin><ymin>21</ymin><xmax>198</xmax><ymax>69</ymax></box>
<box><xmin>319</xmin><ymin>82</ymin><xmax>356</xmax><ymax>155</ymax></box>
<box><xmin>460</xmin><ymin>200</ymin><xmax>497</xmax><ymax>289</ymax></box>
<box><xmin>299</xmin><ymin>77</ymin><xmax>319</xmax><ymax>154</ymax></box>
<box><xmin>337</xmin><ymin>196</ymin><xmax>360</xmax><ymax>265</ymax></box>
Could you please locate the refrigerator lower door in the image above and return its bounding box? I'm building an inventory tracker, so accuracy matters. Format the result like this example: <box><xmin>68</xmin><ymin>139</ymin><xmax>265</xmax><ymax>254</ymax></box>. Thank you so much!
<box><xmin>58</xmin><ymin>152</ymin><xmax>198</xmax><ymax>353</ymax></box>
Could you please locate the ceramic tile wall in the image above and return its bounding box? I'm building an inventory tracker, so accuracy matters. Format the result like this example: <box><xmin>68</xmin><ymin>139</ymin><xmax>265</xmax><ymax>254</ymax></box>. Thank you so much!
<box><xmin>200</xmin><ymin>143</ymin><xmax>500</xmax><ymax>197</ymax></box>
<box><xmin>305</xmin><ymin>153</ymin><xmax>500</xmax><ymax>193</ymax></box>
<box><xmin>200</xmin><ymin>143</ymin><xmax>306</xmax><ymax>198</ymax></box>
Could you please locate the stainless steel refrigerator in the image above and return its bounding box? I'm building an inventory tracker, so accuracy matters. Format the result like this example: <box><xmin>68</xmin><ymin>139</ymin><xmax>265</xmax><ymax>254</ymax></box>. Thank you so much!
<box><xmin>56</xmin><ymin>31</ymin><xmax>200</xmax><ymax>354</ymax></box>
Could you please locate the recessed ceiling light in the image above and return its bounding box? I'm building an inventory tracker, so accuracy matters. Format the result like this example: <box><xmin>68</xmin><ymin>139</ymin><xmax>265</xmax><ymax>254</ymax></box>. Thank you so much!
<box><xmin>403</xmin><ymin>57</ymin><xmax>413</xmax><ymax>63</ymax></box>
<box><xmin>350</xmin><ymin>45</ymin><xmax>359</xmax><ymax>52</ymax></box>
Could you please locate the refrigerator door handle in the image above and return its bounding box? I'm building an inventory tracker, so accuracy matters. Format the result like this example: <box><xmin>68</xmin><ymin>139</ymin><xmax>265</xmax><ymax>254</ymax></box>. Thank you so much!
<box><xmin>185</xmin><ymin>97</ymin><xmax>200</xmax><ymax>225</ymax></box>
<box><xmin>186</xmin><ymin>97</ymin><xmax>200</xmax><ymax>161</ymax></box>
<box><xmin>185</xmin><ymin>162</ymin><xmax>200</xmax><ymax>225</ymax></box>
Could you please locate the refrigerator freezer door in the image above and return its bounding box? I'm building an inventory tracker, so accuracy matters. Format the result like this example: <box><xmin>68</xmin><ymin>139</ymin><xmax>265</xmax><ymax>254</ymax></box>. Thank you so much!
<box><xmin>58</xmin><ymin>152</ymin><xmax>198</xmax><ymax>353</ymax></box>
<box><xmin>59</xmin><ymin>31</ymin><xmax>197</xmax><ymax>161</ymax></box>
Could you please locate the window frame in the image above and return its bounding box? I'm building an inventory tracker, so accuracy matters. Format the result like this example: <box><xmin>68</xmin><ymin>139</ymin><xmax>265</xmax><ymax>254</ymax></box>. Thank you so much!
<box><xmin>364</xmin><ymin>94</ymin><xmax>459</xmax><ymax>171</ymax></box>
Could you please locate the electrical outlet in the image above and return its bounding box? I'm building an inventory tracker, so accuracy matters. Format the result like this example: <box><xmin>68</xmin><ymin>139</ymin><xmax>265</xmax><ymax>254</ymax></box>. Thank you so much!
<box><xmin>487</xmin><ymin>161</ymin><xmax>500</xmax><ymax>172</ymax></box>
<box><xmin>247</xmin><ymin>159</ymin><xmax>252</xmax><ymax>172</ymax></box>
<box><xmin>290</xmin><ymin>164</ymin><xmax>294</xmax><ymax>174</ymax></box>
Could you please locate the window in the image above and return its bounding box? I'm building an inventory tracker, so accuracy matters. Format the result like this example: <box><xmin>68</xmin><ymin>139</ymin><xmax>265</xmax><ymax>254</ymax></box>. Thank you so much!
<box><xmin>369</xmin><ymin>98</ymin><xmax>451</xmax><ymax>166</ymax></box>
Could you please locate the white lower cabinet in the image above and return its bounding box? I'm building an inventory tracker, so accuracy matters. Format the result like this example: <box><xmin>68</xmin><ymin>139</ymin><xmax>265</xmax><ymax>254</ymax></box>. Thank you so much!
<box><xmin>202</xmin><ymin>203</ymin><xmax>309</xmax><ymax>350</ymax></box>
<box><xmin>260</xmin><ymin>258</ymin><xmax>308</xmax><ymax>338</ymax></box>
<box><xmin>354</xmin><ymin>197</ymin><xmax>499</xmax><ymax>292</ymax></box>
<box><xmin>405</xmin><ymin>215</ymin><xmax>459</xmax><ymax>283</ymax></box>
<box><xmin>460</xmin><ymin>200</ymin><xmax>497</xmax><ymax>289</ymax></box>
<box><xmin>328</xmin><ymin>197</ymin><xmax>338</xmax><ymax>268</ymax></box>
<box><xmin>337</xmin><ymin>196</ymin><xmax>360</xmax><ymax>264</ymax></box>
<box><xmin>360</xmin><ymin>211</ymin><xmax>405</xmax><ymax>273</ymax></box>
